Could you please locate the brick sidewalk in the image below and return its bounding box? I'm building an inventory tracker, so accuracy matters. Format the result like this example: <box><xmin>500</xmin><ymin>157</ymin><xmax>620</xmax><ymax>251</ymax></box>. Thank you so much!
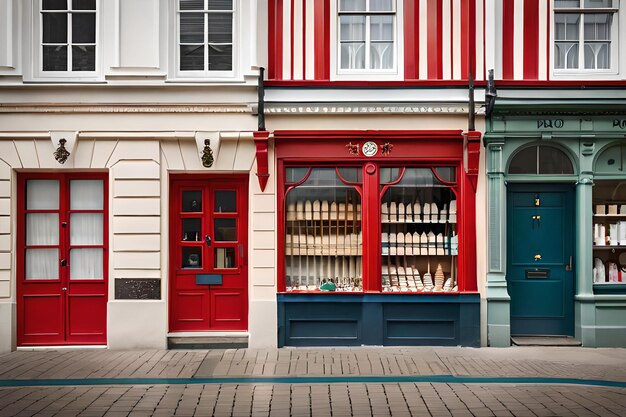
<box><xmin>0</xmin><ymin>347</ymin><xmax>625</xmax><ymax>416</ymax></box>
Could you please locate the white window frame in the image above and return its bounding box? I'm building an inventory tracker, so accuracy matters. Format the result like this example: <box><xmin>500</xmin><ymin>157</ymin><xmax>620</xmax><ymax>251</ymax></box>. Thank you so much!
<box><xmin>551</xmin><ymin>0</ymin><xmax>625</xmax><ymax>80</ymax></box>
<box><xmin>330</xmin><ymin>0</ymin><xmax>404</xmax><ymax>81</ymax></box>
<box><xmin>169</xmin><ymin>0</ymin><xmax>239</xmax><ymax>81</ymax></box>
<box><xmin>32</xmin><ymin>0</ymin><xmax>101</xmax><ymax>81</ymax></box>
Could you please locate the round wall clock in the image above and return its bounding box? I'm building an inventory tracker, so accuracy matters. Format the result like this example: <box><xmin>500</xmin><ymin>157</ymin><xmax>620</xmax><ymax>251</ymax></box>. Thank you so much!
<box><xmin>362</xmin><ymin>141</ymin><xmax>378</xmax><ymax>157</ymax></box>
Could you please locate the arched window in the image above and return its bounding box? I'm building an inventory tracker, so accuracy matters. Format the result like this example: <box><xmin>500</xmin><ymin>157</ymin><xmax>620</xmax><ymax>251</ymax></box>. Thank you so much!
<box><xmin>595</xmin><ymin>144</ymin><xmax>626</xmax><ymax>174</ymax></box>
<box><xmin>508</xmin><ymin>145</ymin><xmax>574</xmax><ymax>175</ymax></box>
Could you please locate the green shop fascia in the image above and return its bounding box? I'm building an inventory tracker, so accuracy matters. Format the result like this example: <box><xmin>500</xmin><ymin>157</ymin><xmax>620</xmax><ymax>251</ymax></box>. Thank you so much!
<box><xmin>484</xmin><ymin>88</ymin><xmax>626</xmax><ymax>347</ymax></box>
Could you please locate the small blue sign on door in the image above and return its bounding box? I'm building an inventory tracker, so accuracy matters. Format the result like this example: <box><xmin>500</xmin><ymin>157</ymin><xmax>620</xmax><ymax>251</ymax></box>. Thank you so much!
<box><xmin>196</xmin><ymin>274</ymin><xmax>222</xmax><ymax>285</ymax></box>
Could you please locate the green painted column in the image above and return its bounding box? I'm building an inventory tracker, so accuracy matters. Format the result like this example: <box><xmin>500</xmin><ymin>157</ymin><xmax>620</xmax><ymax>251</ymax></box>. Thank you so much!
<box><xmin>485</xmin><ymin>137</ymin><xmax>511</xmax><ymax>347</ymax></box>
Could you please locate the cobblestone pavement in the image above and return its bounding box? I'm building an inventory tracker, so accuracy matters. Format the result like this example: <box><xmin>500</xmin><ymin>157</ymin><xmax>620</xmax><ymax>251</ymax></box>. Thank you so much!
<box><xmin>0</xmin><ymin>347</ymin><xmax>625</xmax><ymax>416</ymax></box>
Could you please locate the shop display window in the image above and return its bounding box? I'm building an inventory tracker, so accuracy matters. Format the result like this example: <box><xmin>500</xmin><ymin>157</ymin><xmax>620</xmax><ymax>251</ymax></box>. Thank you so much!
<box><xmin>381</xmin><ymin>167</ymin><xmax>458</xmax><ymax>292</ymax></box>
<box><xmin>592</xmin><ymin>180</ymin><xmax>626</xmax><ymax>285</ymax></box>
<box><xmin>284</xmin><ymin>167</ymin><xmax>363</xmax><ymax>291</ymax></box>
<box><xmin>282</xmin><ymin>164</ymin><xmax>460</xmax><ymax>293</ymax></box>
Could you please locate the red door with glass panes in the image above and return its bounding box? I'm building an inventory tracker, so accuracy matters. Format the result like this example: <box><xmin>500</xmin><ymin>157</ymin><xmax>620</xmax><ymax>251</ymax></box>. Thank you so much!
<box><xmin>17</xmin><ymin>173</ymin><xmax>108</xmax><ymax>346</ymax></box>
<box><xmin>169</xmin><ymin>176</ymin><xmax>248</xmax><ymax>331</ymax></box>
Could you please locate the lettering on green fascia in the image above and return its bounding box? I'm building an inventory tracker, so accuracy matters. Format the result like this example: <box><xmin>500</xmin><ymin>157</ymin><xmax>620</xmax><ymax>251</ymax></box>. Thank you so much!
<box><xmin>613</xmin><ymin>119</ymin><xmax>626</xmax><ymax>129</ymax></box>
<box><xmin>537</xmin><ymin>119</ymin><xmax>564</xmax><ymax>129</ymax></box>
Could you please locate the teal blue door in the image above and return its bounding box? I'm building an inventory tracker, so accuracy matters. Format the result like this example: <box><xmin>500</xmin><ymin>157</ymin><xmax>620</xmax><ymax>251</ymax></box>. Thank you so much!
<box><xmin>507</xmin><ymin>184</ymin><xmax>575</xmax><ymax>336</ymax></box>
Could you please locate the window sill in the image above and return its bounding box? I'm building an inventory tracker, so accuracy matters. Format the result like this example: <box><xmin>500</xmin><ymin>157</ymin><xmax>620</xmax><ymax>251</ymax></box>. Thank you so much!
<box><xmin>551</xmin><ymin>70</ymin><xmax>623</xmax><ymax>81</ymax></box>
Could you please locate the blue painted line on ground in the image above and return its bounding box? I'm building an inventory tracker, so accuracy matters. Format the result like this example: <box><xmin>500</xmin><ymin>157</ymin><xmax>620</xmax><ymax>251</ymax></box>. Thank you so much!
<box><xmin>0</xmin><ymin>375</ymin><xmax>625</xmax><ymax>388</ymax></box>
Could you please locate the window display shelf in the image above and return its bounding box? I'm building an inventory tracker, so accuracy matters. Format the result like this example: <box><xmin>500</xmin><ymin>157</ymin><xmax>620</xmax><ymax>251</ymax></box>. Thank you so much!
<box><xmin>592</xmin><ymin>184</ymin><xmax>626</xmax><ymax>285</ymax></box>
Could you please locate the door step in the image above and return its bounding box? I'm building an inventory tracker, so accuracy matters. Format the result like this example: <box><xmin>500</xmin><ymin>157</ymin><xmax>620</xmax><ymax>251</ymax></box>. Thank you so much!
<box><xmin>511</xmin><ymin>336</ymin><xmax>582</xmax><ymax>347</ymax></box>
<box><xmin>168</xmin><ymin>334</ymin><xmax>248</xmax><ymax>349</ymax></box>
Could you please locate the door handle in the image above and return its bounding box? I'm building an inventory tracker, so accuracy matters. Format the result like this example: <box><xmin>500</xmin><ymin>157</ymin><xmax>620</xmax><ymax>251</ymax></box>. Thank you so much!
<box><xmin>61</xmin><ymin>288</ymin><xmax>67</xmax><ymax>291</ymax></box>
<box><xmin>565</xmin><ymin>255</ymin><xmax>573</xmax><ymax>272</ymax></box>
<box><xmin>60</xmin><ymin>259</ymin><xmax>67</xmax><ymax>267</ymax></box>
<box><xmin>534</xmin><ymin>254</ymin><xmax>542</xmax><ymax>261</ymax></box>
<box><xmin>204</xmin><ymin>234</ymin><xmax>212</xmax><ymax>247</ymax></box>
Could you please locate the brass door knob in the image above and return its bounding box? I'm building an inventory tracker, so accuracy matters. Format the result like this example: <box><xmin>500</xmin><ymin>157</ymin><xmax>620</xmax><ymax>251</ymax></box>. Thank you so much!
<box><xmin>534</xmin><ymin>254</ymin><xmax>542</xmax><ymax>261</ymax></box>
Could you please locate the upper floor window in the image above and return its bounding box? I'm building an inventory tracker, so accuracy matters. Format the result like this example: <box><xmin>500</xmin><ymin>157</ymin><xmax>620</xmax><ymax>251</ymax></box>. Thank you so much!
<box><xmin>332</xmin><ymin>0</ymin><xmax>403</xmax><ymax>80</ymax></box>
<box><xmin>41</xmin><ymin>0</ymin><xmax>96</xmax><ymax>72</ymax></box>
<box><xmin>177</xmin><ymin>0</ymin><xmax>234</xmax><ymax>75</ymax></box>
<box><xmin>554</xmin><ymin>0</ymin><xmax>619</xmax><ymax>72</ymax></box>
<box><xmin>339</xmin><ymin>0</ymin><xmax>396</xmax><ymax>71</ymax></box>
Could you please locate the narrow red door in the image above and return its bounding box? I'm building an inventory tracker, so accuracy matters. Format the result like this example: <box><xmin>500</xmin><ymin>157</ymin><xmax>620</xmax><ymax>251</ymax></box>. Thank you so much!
<box><xmin>169</xmin><ymin>175</ymin><xmax>248</xmax><ymax>331</ymax></box>
<box><xmin>17</xmin><ymin>173</ymin><xmax>108</xmax><ymax>346</ymax></box>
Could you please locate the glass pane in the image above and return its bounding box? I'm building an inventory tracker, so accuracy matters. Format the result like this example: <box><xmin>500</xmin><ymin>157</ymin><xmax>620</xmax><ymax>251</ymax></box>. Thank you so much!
<box><xmin>182</xmin><ymin>218</ymin><xmax>202</xmax><ymax>241</ymax></box>
<box><xmin>215</xmin><ymin>191</ymin><xmax>236</xmax><ymax>212</ymax></box>
<box><xmin>585</xmin><ymin>42</ymin><xmax>610</xmax><ymax>69</ymax></box>
<box><xmin>371</xmin><ymin>42</ymin><xmax>393</xmax><ymax>69</ymax></box>
<box><xmin>72</xmin><ymin>0</ymin><xmax>95</xmax><ymax>10</ymax></box>
<box><xmin>340</xmin><ymin>0</ymin><xmax>366</xmax><ymax>11</ymax></box>
<box><xmin>180</xmin><ymin>45</ymin><xmax>204</xmax><ymax>70</ymax></box>
<box><xmin>180</xmin><ymin>0</ymin><xmax>204</xmax><ymax>10</ymax></box>
<box><xmin>539</xmin><ymin>146</ymin><xmax>574</xmax><ymax>174</ymax></box>
<box><xmin>70</xmin><ymin>180</ymin><xmax>103</xmax><ymax>210</ymax></box>
<box><xmin>337</xmin><ymin>167</ymin><xmax>362</xmax><ymax>184</ymax></box>
<box><xmin>72</xmin><ymin>45</ymin><xmax>95</xmax><ymax>71</ymax></box>
<box><xmin>370</xmin><ymin>0</ymin><xmax>393</xmax><ymax>11</ymax></box>
<box><xmin>208</xmin><ymin>0</ymin><xmax>232</xmax><ymax>10</ymax></box>
<box><xmin>27</xmin><ymin>180</ymin><xmax>59</xmax><ymax>210</ymax></box>
<box><xmin>555</xmin><ymin>42</ymin><xmax>579</xmax><ymax>69</ymax></box>
<box><xmin>434</xmin><ymin>167</ymin><xmax>456</xmax><ymax>183</ymax></box>
<box><xmin>214</xmin><ymin>218</ymin><xmax>236</xmax><ymax>241</ymax></box>
<box><xmin>72</xmin><ymin>13</ymin><xmax>95</xmax><ymax>43</ymax></box>
<box><xmin>286</xmin><ymin>168</ymin><xmax>310</xmax><ymax>184</ymax></box>
<box><xmin>340</xmin><ymin>15</ymin><xmax>365</xmax><ymax>41</ymax></box>
<box><xmin>180</xmin><ymin>13</ymin><xmax>205</xmax><ymax>43</ymax></box>
<box><xmin>370</xmin><ymin>15</ymin><xmax>393</xmax><ymax>41</ymax></box>
<box><xmin>43</xmin><ymin>0</ymin><xmax>68</xmax><ymax>10</ymax></box>
<box><xmin>42</xmin><ymin>13</ymin><xmax>68</xmax><ymax>43</ymax></box>
<box><xmin>380</xmin><ymin>167</ymin><xmax>403</xmax><ymax>184</ymax></box>
<box><xmin>207</xmin><ymin>13</ymin><xmax>232</xmax><ymax>43</ymax></box>
<box><xmin>508</xmin><ymin>146</ymin><xmax>537</xmax><ymax>174</ymax></box>
<box><xmin>215</xmin><ymin>247</ymin><xmax>236</xmax><ymax>268</ymax></box>
<box><xmin>26</xmin><ymin>249</ymin><xmax>58</xmax><ymax>280</ymax></box>
<box><xmin>584</xmin><ymin>0</ymin><xmax>612</xmax><ymax>7</ymax></box>
<box><xmin>208</xmin><ymin>44</ymin><xmax>232</xmax><ymax>70</ymax></box>
<box><xmin>26</xmin><ymin>214</ymin><xmax>59</xmax><ymax>245</ymax></box>
<box><xmin>182</xmin><ymin>246</ymin><xmax>202</xmax><ymax>268</ymax></box>
<box><xmin>43</xmin><ymin>45</ymin><xmax>68</xmax><ymax>71</ymax></box>
<box><xmin>70</xmin><ymin>248</ymin><xmax>103</xmax><ymax>279</ymax></box>
<box><xmin>182</xmin><ymin>190</ymin><xmax>202</xmax><ymax>212</ymax></box>
<box><xmin>26</xmin><ymin>214</ymin><xmax>58</xmax><ymax>246</ymax></box>
<box><xmin>341</xmin><ymin>43</ymin><xmax>365</xmax><ymax>69</ymax></box>
<box><xmin>70</xmin><ymin>213</ymin><xmax>103</xmax><ymax>245</ymax></box>
<box><xmin>555</xmin><ymin>0</ymin><xmax>580</xmax><ymax>6</ymax></box>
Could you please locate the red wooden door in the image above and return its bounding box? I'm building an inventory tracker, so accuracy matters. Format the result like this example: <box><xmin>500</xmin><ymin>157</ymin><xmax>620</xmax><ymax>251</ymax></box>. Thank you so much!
<box><xmin>17</xmin><ymin>173</ymin><xmax>108</xmax><ymax>346</ymax></box>
<box><xmin>169</xmin><ymin>176</ymin><xmax>248</xmax><ymax>331</ymax></box>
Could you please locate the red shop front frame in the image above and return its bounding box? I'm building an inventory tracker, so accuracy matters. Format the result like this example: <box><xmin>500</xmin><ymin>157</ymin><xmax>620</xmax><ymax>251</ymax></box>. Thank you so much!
<box><xmin>275</xmin><ymin>130</ymin><xmax>479</xmax><ymax>294</ymax></box>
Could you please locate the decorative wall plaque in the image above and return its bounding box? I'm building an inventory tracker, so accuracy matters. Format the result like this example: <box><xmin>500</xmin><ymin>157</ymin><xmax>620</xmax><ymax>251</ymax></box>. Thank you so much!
<box><xmin>53</xmin><ymin>138</ymin><xmax>70</xmax><ymax>164</ymax></box>
<box><xmin>201</xmin><ymin>139</ymin><xmax>214</xmax><ymax>167</ymax></box>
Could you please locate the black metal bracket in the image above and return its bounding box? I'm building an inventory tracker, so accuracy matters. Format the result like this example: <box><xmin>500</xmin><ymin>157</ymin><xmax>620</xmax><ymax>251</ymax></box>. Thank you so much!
<box><xmin>257</xmin><ymin>66</ymin><xmax>266</xmax><ymax>131</ymax></box>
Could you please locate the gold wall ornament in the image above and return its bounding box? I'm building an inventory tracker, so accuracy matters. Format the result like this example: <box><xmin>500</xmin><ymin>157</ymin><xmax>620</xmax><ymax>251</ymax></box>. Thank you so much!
<box><xmin>53</xmin><ymin>138</ymin><xmax>70</xmax><ymax>164</ymax></box>
<box><xmin>346</xmin><ymin>142</ymin><xmax>359</xmax><ymax>155</ymax></box>
<box><xmin>381</xmin><ymin>142</ymin><xmax>394</xmax><ymax>155</ymax></box>
<box><xmin>201</xmin><ymin>139</ymin><xmax>214</xmax><ymax>167</ymax></box>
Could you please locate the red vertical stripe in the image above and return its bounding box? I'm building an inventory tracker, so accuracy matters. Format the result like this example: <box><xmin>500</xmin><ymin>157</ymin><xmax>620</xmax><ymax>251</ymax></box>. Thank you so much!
<box><xmin>268</xmin><ymin>0</ymin><xmax>283</xmax><ymax>80</ymax></box>
<box><xmin>450</xmin><ymin>0</ymin><xmax>454</xmax><ymax>78</ymax></box>
<box><xmin>403</xmin><ymin>0</ymin><xmax>418</xmax><ymax>80</ymax></box>
<box><xmin>290</xmin><ymin>0</ymin><xmax>294</xmax><ymax>80</ymax></box>
<box><xmin>502</xmin><ymin>0</ymin><xmax>515</xmax><ymax>79</ymax></box>
<box><xmin>427</xmin><ymin>0</ymin><xmax>442</xmax><ymax>79</ymax></box>
<box><xmin>314</xmin><ymin>0</ymin><xmax>329</xmax><ymax>80</ymax></box>
<box><xmin>302</xmin><ymin>0</ymin><xmax>306</xmax><ymax>79</ymax></box>
<box><xmin>461</xmin><ymin>0</ymin><xmax>475</xmax><ymax>80</ymax></box>
<box><xmin>524</xmin><ymin>0</ymin><xmax>539</xmax><ymax>79</ymax></box>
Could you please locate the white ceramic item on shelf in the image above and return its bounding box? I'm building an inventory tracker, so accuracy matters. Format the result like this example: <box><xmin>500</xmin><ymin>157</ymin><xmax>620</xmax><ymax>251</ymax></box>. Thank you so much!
<box><xmin>338</xmin><ymin>203</ymin><xmax>346</xmax><ymax>220</ymax></box>
<box><xmin>423</xmin><ymin>271</ymin><xmax>434</xmax><ymax>291</ymax></box>
<box><xmin>322</xmin><ymin>200</ymin><xmax>329</xmax><ymax>220</ymax></box>
<box><xmin>608</xmin><ymin>204</ymin><xmax>618</xmax><ymax>215</ymax></box>
<box><xmin>596</xmin><ymin>204</ymin><xmax>605</xmax><ymax>215</ymax></box>
<box><xmin>413</xmin><ymin>231</ymin><xmax>420</xmax><ymax>254</ymax></box>
<box><xmin>405</xmin><ymin>232</ymin><xmax>413</xmax><ymax>255</ymax></box>
<box><xmin>330</xmin><ymin>202</ymin><xmax>338</xmax><ymax>220</ymax></box>
<box><xmin>440</xmin><ymin>204</ymin><xmax>447</xmax><ymax>223</ymax></box>
<box><xmin>397</xmin><ymin>232</ymin><xmax>405</xmax><ymax>255</ymax></box>
<box><xmin>381</xmin><ymin>202</ymin><xmax>389</xmax><ymax>222</ymax></box>
<box><xmin>434</xmin><ymin>263</ymin><xmax>445</xmax><ymax>291</ymax></box>
<box><xmin>449</xmin><ymin>200</ymin><xmax>457</xmax><ymax>223</ymax></box>
<box><xmin>414</xmin><ymin>202</ymin><xmax>422</xmax><ymax>222</ymax></box>
<box><xmin>423</xmin><ymin>202</ymin><xmax>430</xmax><ymax>222</ymax></box>
<box><xmin>421</xmin><ymin>232</ymin><xmax>428</xmax><ymax>255</ymax></box>
<box><xmin>305</xmin><ymin>200</ymin><xmax>313</xmax><ymax>220</ymax></box>
<box><xmin>436</xmin><ymin>233</ymin><xmax>444</xmax><ymax>255</ymax></box>
<box><xmin>287</xmin><ymin>203</ymin><xmax>296</xmax><ymax>221</ymax></box>
<box><xmin>443</xmin><ymin>277</ymin><xmax>453</xmax><ymax>292</ymax></box>
<box><xmin>313</xmin><ymin>200</ymin><xmax>321</xmax><ymax>220</ymax></box>
<box><xmin>398</xmin><ymin>202</ymin><xmax>405</xmax><ymax>222</ymax></box>
<box><xmin>389</xmin><ymin>232</ymin><xmax>397</xmax><ymax>255</ymax></box>
<box><xmin>389</xmin><ymin>202</ymin><xmax>397</xmax><ymax>222</ymax></box>
<box><xmin>610</xmin><ymin>223</ymin><xmax>618</xmax><ymax>246</ymax></box>
<box><xmin>406</xmin><ymin>203</ymin><xmax>413</xmax><ymax>222</ymax></box>
<box><xmin>428</xmin><ymin>232</ymin><xmax>436</xmax><ymax>255</ymax></box>
<box><xmin>594</xmin><ymin>258</ymin><xmax>605</xmax><ymax>283</ymax></box>
<box><xmin>296</xmin><ymin>201</ymin><xmax>304</xmax><ymax>220</ymax></box>
<box><xmin>430</xmin><ymin>203</ymin><xmax>438</xmax><ymax>223</ymax></box>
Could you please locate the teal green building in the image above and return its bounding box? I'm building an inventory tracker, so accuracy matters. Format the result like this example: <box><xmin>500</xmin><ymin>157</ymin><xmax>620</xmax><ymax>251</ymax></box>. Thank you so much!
<box><xmin>485</xmin><ymin>88</ymin><xmax>626</xmax><ymax>347</ymax></box>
